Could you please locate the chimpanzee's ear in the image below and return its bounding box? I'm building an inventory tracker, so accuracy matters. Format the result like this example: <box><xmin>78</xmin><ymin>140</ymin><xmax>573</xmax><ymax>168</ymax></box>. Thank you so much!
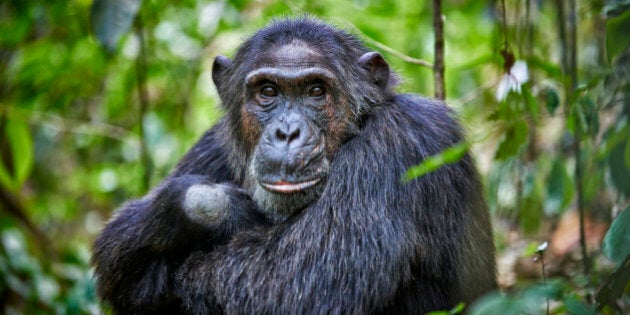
<box><xmin>212</xmin><ymin>55</ymin><xmax>232</xmax><ymax>88</ymax></box>
<box><xmin>358</xmin><ymin>52</ymin><xmax>390</xmax><ymax>90</ymax></box>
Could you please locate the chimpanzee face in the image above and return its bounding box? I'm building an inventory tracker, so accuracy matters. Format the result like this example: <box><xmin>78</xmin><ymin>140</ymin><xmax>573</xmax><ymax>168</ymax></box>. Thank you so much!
<box><xmin>212</xmin><ymin>38</ymin><xmax>390</xmax><ymax>222</ymax></box>
<box><xmin>242</xmin><ymin>42</ymin><xmax>336</xmax><ymax>221</ymax></box>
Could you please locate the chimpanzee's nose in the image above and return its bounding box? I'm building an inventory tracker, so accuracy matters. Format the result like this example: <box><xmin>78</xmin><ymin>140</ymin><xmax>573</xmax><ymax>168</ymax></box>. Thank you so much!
<box><xmin>270</xmin><ymin>114</ymin><xmax>309</xmax><ymax>149</ymax></box>
<box><xmin>275</xmin><ymin>123</ymin><xmax>301</xmax><ymax>145</ymax></box>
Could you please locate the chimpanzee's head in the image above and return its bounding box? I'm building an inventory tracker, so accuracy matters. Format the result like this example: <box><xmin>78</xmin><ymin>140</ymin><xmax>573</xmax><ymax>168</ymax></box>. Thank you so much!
<box><xmin>211</xmin><ymin>18</ymin><xmax>395</xmax><ymax>222</ymax></box>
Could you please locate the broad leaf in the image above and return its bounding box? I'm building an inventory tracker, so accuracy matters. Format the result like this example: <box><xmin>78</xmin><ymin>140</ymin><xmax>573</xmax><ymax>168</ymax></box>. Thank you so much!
<box><xmin>602</xmin><ymin>207</ymin><xmax>630</xmax><ymax>265</ymax></box>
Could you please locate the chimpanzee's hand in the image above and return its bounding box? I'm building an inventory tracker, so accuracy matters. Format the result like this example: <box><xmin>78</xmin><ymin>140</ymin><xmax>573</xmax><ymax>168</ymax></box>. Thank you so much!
<box><xmin>182</xmin><ymin>183</ymin><xmax>244</xmax><ymax>226</ymax></box>
<box><xmin>161</xmin><ymin>175</ymin><xmax>268</xmax><ymax>238</ymax></box>
<box><xmin>146</xmin><ymin>175</ymin><xmax>267</xmax><ymax>249</ymax></box>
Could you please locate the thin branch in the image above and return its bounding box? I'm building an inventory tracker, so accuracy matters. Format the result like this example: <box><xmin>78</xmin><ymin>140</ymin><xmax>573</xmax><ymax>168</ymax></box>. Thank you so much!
<box><xmin>540</xmin><ymin>250</ymin><xmax>549</xmax><ymax>315</ymax></box>
<box><xmin>451</xmin><ymin>79</ymin><xmax>498</xmax><ymax>107</ymax></box>
<box><xmin>433</xmin><ymin>0</ymin><xmax>446</xmax><ymax>100</ymax></box>
<box><xmin>135</xmin><ymin>17</ymin><xmax>152</xmax><ymax>192</ymax></box>
<box><xmin>556</xmin><ymin>0</ymin><xmax>589</xmax><ymax>278</ymax></box>
<box><xmin>568</xmin><ymin>0</ymin><xmax>590</xmax><ymax>278</ymax></box>
<box><xmin>366</xmin><ymin>37</ymin><xmax>433</xmax><ymax>68</ymax></box>
<box><xmin>0</xmin><ymin>104</ymin><xmax>134</xmax><ymax>141</ymax></box>
<box><xmin>334</xmin><ymin>19</ymin><xmax>433</xmax><ymax>68</ymax></box>
<box><xmin>0</xmin><ymin>185</ymin><xmax>57</xmax><ymax>258</ymax></box>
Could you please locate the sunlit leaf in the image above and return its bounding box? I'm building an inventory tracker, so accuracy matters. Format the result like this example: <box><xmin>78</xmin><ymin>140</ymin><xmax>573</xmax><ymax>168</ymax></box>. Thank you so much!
<box><xmin>7</xmin><ymin>120</ymin><xmax>34</xmax><ymax>188</ymax></box>
<box><xmin>602</xmin><ymin>207</ymin><xmax>630</xmax><ymax>265</ymax></box>
<box><xmin>0</xmin><ymin>156</ymin><xmax>14</xmax><ymax>190</ymax></box>
<box><xmin>0</xmin><ymin>120</ymin><xmax>34</xmax><ymax>191</ymax></box>
<box><xmin>426</xmin><ymin>302</ymin><xmax>466</xmax><ymax>315</ymax></box>
<box><xmin>91</xmin><ymin>0</ymin><xmax>143</xmax><ymax>52</ymax></box>
<box><xmin>403</xmin><ymin>142</ymin><xmax>469</xmax><ymax>181</ymax></box>
<box><xmin>523</xmin><ymin>242</ymin><xmax>540</xmax><ymax>256</ymax></box>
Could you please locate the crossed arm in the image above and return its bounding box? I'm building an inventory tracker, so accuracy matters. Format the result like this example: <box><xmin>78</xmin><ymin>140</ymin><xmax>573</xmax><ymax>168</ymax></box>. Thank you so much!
<box><xmin>92</xmin><ymin>124</ymin><xmax>418</xmax><ymax>314</ymax></box>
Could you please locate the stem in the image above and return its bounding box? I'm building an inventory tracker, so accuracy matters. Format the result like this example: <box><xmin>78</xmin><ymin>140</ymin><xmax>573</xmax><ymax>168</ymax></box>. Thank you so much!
<box><xmin>433</xmin><ymin>0</ymin><xmax>445</xmax><ymax>100</ymax></box>
<box><xmin>556</xmin><ymin>1</ymin><xmax>568</xmax><ymax>86</ymax></box>
<box><xmin>333</xmin><ymin>19</ymin><xmax>433</xmax><ymax>67</ymax></box>
<box><xmin>541</xmin><ymin>251</ymin><xmax>549</xmax><ymax>315</ymax></box>
<box><xmin>557</xmin><ymin>0</ymin><xmax>589</xmax><ymax>278</ymax></box>
<box><xmin>0</xmin><ymin>185</ymin><xmax>57</xmax><ymax>258</ymax></box>
<box><xmin>135</xmin><ymin>17</ymin><xmax>152</xmax><ymax>192</ymax></box>
<box><xmin>567</xmin><ymin>0</ymin><xmax>590</xmax><ymax>278</ymax></box>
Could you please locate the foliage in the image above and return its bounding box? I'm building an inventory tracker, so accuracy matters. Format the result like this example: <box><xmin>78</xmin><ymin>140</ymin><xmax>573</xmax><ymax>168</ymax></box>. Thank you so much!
<box><xmin>0</xmin><ymin>0</ymin><xmax>628</xmax><ymax>313</ymax></box>
<box><xmin>602</xmin><ymin>206</ymin><xmax>630</xmax><ymax>266</ymax></box>
<box><xmin>402</xmin><ymin>142</ymin><xmax>469</xmax><ymax>182</ymax></box>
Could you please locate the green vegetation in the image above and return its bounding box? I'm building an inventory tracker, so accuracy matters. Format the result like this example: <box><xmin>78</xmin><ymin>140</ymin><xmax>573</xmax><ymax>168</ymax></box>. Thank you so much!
<box><xmin>0</xmin><ymin>0</ymin><xmax>628</xmax><ymax>313</ymax></box>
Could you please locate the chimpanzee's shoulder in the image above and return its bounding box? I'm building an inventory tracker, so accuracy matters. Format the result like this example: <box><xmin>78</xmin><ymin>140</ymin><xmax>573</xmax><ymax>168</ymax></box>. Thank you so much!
<box><xmin>393</xmin><ymin>94</ymin><xmax>457</xmax><ymax>123</ymax></box>
<box><xmin>350</xmin><ymin>93</ymin><xmax>465</xmax><ymax>167</ymax></box>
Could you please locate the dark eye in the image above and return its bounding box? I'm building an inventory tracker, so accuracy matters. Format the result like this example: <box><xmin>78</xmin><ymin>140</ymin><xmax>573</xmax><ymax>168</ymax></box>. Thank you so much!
<box><xmin>308</xmin><ymin>85</ymin><xmax>325</xmax><ymax>98</ymax></box>
<box><xmin>260</xmin><ymin>85</ymin><xmax>278</xmax><ymax>98</ymax></box>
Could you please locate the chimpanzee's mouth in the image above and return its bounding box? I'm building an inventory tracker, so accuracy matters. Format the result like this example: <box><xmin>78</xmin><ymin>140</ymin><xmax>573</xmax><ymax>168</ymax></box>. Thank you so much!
<box><xmin>259</xmin><ymin>178</ymin><xmax>321</xmax><ymax>194</ymax></box>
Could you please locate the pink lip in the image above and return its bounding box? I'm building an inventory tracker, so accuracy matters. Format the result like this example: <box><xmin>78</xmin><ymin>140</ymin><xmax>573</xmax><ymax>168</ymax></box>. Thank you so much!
<box><xmin>259</xmin><ymin>178</ymin><xmax>321</xmax><ymax>194</ymax></box>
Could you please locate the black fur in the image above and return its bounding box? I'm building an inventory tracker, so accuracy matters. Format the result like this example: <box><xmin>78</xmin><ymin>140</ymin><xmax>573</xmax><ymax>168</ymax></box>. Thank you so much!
<box><xmin>92</xmin><ymin>17</ymin><xmax>496</xmax><ymax>314</ymax></box>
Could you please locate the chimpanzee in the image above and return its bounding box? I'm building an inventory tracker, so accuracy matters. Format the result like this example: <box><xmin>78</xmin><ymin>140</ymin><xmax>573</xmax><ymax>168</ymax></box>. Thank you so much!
<box><xmin>92</xmin><ymin>17</ymin><xmax>497</xmax><ymax>314</ymax></box>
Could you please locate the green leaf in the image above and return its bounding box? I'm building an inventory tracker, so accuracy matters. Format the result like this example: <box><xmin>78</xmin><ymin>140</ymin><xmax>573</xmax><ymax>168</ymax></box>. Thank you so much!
<box><xmin>580</xmin><ymin>96</ymin><xmax>599</xmax><ymax>138</ymax></box>
<box><xmin>0</xmin><ymin>155</ymin><xmax>14</xmax><ymax>190</ymax></box>
<box><xmin>526</xmin><ymin>56</ymin><xmax>562</xmax><ymax>79</ymax></box>
<box><xmin>7</xmin><ymin>120</ymin><xmax>34</xmax><ymax>187</ymax></box>
<box><xmin>520</xmin><ymin>168</ymin><xmax>543</xmax><ymax>234</ymax></box>
<box><xmin>522</xmin><ymin>84</ymin><xmax>539</xmax><ymax>118</ymax></box>
<box><xmin>545</xmin><ymin>159</ymin><xmax>572</xmax><ymax>215</ymax></box>
<box><xmin>602</xmin><ymin>207</ymin><xmax>630</xmax><ymax>265</ymax></box>
<box><xmin>403</xmin><ymin>142</ymin><xmax>469</xmax><ymax>181</ymax></box>
<box><xmin>468</xmin><ymin>293</ymin><xmax>524</xmax><ymax>315</ymax></box>
<box><xmin>564</xmin><ymin>296</ymin><xmax>597</xmax><ymax>315</ymax></box>
<box><xmin>545</xmin><ymin>88</ymin><xmax>560</xmax><ymax>115</ymax></box>
<box><xmin>91</xmin><ymin>0</ymin><xmax>143</xmax><ymax>52</ymax></box>
<box><xmin>0</xmin><ymin>120</ymin><xmax>34</xmax><ymax>191</ymax></box>
<box><xmin>426</xmin><ymin>302</ymin><xmax>466</xmax><ymax>315</ymax></box>
<box><xmin>495</xmin><ymin>120</ymin><xmax>528</xmax><ymax>161</ymax></box>
<box><xmin>606</xmin><ymin>10</ymin><xmax>630</xmax><ymax>63</ymax></box>
<box><xmin>449</xmin><ymin>302</ymin><xmax>466</xmax><ymax>314</ymax></box>
<box><xmin>605</xmin><ymin>0</ymin><xmax>630</xmax><ymax>18</ymax></box>
<box><xmin>595</xmin><ymin>254</ymin><xmax>630</xmax><ymax>311</ymax></box>
<box><xmin>609</xmin><ymin>139</ymin><xmax>630</xmax><ymax>197</ymax></box>
<box><xmin>523</xmin><ymin>241</ymin><xmax>541</xmax><ymax>256</ymax></box>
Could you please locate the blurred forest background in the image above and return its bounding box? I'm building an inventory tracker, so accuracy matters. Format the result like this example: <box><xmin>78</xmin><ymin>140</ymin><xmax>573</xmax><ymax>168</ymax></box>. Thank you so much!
<box><xmin>0</xmin><ymin>0</ymin><xmax>629</xmax><ymax>314</ymax></box>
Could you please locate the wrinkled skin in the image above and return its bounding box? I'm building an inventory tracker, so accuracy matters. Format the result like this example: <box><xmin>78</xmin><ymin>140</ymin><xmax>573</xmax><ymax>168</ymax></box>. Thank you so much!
<box><xmin>92</xmin><ymin>18</ymin><xmax>497</xmax><ymax>315</ymax></box>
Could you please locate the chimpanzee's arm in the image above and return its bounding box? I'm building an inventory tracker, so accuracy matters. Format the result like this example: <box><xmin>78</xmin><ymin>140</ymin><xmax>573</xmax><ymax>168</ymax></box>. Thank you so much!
<box><xmin>92</xmin><ymin>123</ymin><xmax>268</xmax><ymax>313</ymax></box>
